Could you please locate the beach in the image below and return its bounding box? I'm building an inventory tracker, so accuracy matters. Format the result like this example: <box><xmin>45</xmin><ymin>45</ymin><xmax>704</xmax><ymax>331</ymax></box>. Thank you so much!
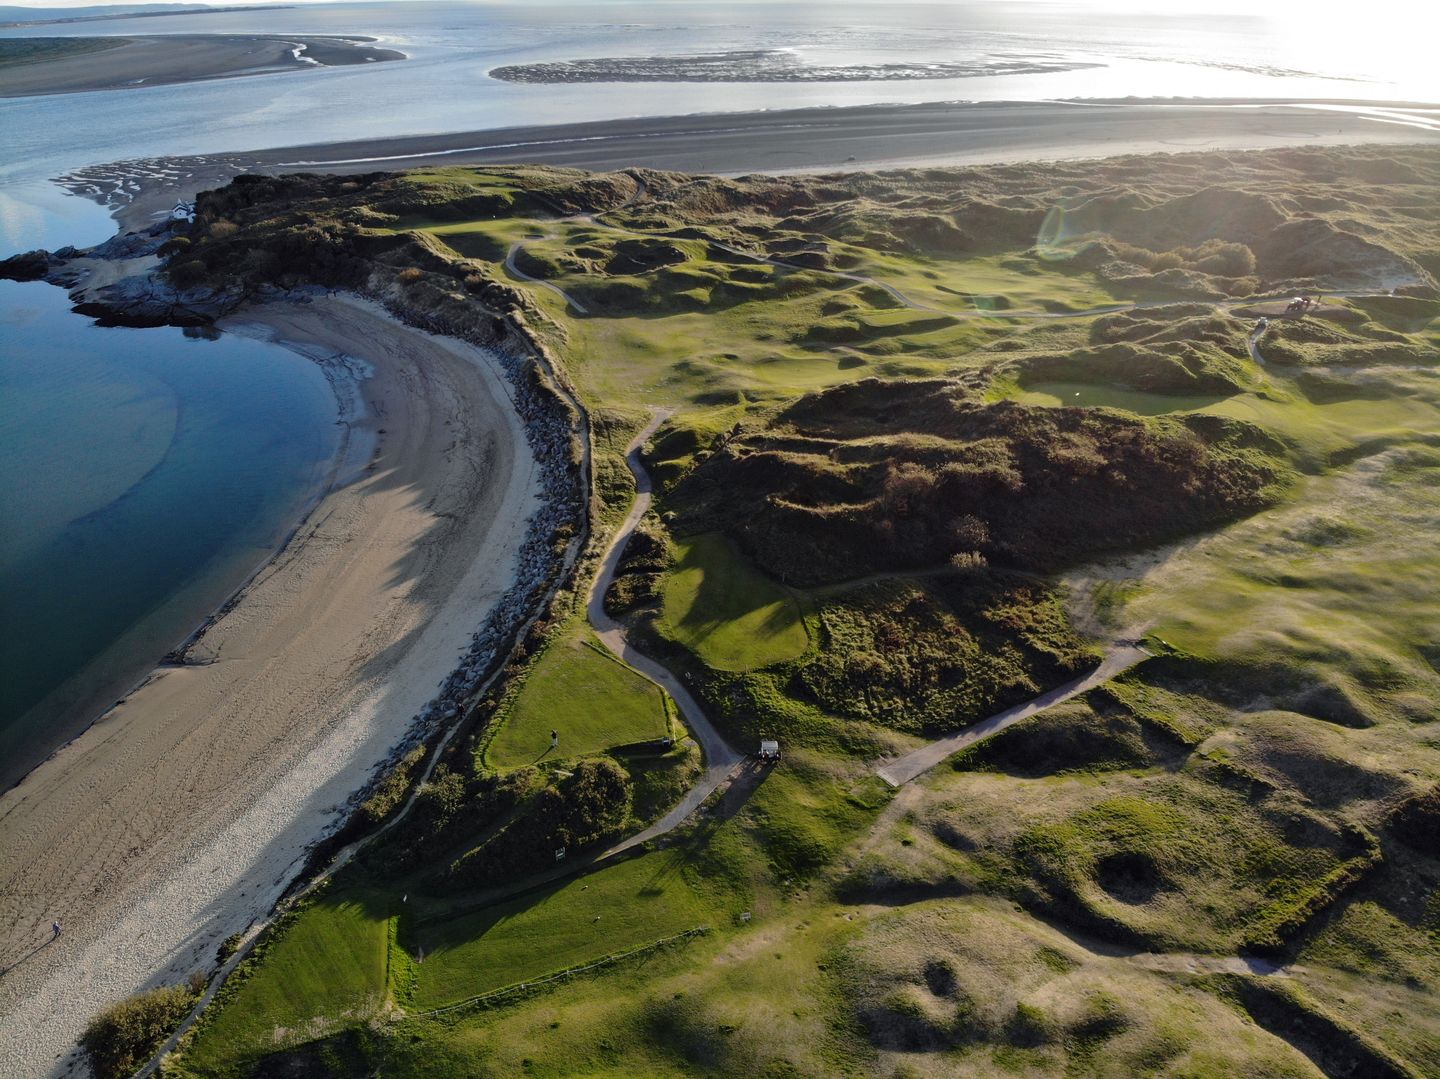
<box><xmin>0</xmin><ymin>33</ymin><xmax>404</xmax><ymax>98</ymax></box>
<box><xmin>0</xmin><ymin>295</ymin><xmax>539</xmax><ymax>1076</ymax></box>
<box><xmin>62</xmin><ymin>98</ymin><xmax>1439</xmax><ymax>234</ymax></box>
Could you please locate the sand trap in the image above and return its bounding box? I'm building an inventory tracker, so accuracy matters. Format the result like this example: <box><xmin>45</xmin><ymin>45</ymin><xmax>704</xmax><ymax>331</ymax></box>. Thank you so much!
<box><xmin>0</xmin><ymin>295</ymin><xmax>539</xmax><ymax>1076</ymax></box>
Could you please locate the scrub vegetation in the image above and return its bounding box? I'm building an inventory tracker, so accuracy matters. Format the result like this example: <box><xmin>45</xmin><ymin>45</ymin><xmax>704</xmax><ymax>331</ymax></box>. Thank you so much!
<box><xmin>164</xmin><ymin>145</ymin><xmax>1440</xmax><ymax>1077</ymax></box>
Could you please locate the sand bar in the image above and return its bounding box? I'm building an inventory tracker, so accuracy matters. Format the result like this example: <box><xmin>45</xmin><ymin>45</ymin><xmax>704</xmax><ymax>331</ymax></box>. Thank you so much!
<box><xmin>0</xmin><ymin>295</ymin><xmax>539</xmax><ymax>1076</ymax></box>
<box><xmin>60</xmin><ymin>97</ymin><xmax>1439</xmax><ymax>233</ymax></box>
<box><xmin>0</xmin><ymin>33</ymin><xmax>404</xmax><ymax>98</ymax></box>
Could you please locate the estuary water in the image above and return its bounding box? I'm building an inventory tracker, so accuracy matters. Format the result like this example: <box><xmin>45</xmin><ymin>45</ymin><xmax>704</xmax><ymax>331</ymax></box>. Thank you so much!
<box><xmin>0</xmin><ymin>0</ymin><xmax>1435</xmax><ymax>785</ymax></box>
<box><xmin>0</xmin><ymin>280</ymin><xmax>340</xmax><ymax>788</ymax></box>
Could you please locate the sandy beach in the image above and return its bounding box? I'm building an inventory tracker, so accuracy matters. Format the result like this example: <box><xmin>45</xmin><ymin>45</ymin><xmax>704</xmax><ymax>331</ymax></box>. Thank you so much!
<box><xmin>0</xmin><ymin>295</ymin><xmax>539</xmax><ymax>1076</ymax></box>
<box><xmin>0</xmin><ymin>33</ymin><xmax>404</xmax><ymax>98</ymax></box>
<box><xmin>61</xmin><ymin>97</ymin><xmax>1439</xmax><ymax>234</ymax></box>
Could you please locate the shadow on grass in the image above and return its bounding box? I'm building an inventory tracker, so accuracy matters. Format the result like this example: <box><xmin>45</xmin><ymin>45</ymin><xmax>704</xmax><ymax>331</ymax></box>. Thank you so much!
<box><xmin>643</xmin><ymin>759</ymin><xmax>773</xmax><ymax>900</ymax></box>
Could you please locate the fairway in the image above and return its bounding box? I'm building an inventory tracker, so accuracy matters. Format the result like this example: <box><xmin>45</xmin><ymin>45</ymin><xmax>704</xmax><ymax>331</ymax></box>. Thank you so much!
<box><xmin>1008</xmin><ymin>380</ymin><xmax>1230</xmax><ymax>415</ymax></box>
<box><xmin>486</xmin><ymin>624</ymin><xmax>671</xmax><ymax>770</ymax></box>
<box><xmin>183</xmin><ymin>890</ymin><xmax>391</xmax><ymax>1069</ymax></box>
<box><xmin>406</xmin><ymin>850</ymin><xmax>717</xmax><ymax>1009</ymax></box>
<box><xmin>661</xmin><ymin>532</ymin><xmax>810</xmax><ymax>671</ymax></box>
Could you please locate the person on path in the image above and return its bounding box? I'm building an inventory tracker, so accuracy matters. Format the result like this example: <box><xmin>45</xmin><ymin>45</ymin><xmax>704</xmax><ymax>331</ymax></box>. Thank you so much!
<box><xmin>51</xmin><ymin>919</ymin><xmax>61</xmax><ymax>941</ymax></box>
<box><xmin>550</xmin><ymin>729</ymin><xmax>559</xmax><ymax>750</ymax></box>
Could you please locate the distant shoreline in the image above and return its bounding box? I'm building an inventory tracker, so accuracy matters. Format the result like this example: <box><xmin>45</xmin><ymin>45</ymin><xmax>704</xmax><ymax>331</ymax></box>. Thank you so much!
<box><xmin>0</xmin><ymin>5</ymin><xmax>295</xmax><ymax>30</ymax></box>
<box><xmin>0</xmin><ymin>31</ymin><xmax>404</xmax><ymax>98</ymax></box>
<box><xmin>51</xmin><ymin>97</ymin><xmax>1440</xmax><ymax>235</ymax></box>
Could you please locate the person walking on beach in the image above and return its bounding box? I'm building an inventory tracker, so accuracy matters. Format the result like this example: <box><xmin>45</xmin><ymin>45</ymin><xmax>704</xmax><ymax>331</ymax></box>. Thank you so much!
<box><xmin>550</xmin><ymin>729</ymin><xmax>559</xmax><ymax>751</ymax></box>
<box><xmin>51</xmin><ymin>919</ymin><xmax>61</xmax><ymax>941</ymax></box>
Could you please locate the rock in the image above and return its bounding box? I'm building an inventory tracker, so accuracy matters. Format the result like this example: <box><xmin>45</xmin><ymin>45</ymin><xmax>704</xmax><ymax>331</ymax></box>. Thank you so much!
<box><xmin>0</xmin><ymin>249</ymin><xmax>53</xmax><ymax>282</ymax></box>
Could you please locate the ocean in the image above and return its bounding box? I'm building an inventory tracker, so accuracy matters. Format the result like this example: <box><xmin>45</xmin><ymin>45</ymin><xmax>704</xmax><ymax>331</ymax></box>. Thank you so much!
<box><xmin>0</xmin><ymin>0</ymin><xmax>1434</xmax><ymax>785</ymax></box>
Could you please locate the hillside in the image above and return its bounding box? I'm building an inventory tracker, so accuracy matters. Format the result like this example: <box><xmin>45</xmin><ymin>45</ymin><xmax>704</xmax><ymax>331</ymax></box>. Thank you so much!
<box><xmin>41</xmin><ymin>145</ymin><xmax>1440</xmax><ymax>1079</ymax></box>
<box><xmin>671</xmin><ymin>378</ymin><xmax>1291</xmax><ymax>585</ymax></box>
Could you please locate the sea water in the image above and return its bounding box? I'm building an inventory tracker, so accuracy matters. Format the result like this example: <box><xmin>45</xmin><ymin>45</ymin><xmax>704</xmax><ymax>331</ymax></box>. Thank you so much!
<box><xmin>0</xmin><ymin>280</ymin><xmax>340</xmax><ymax>788</ymax></box>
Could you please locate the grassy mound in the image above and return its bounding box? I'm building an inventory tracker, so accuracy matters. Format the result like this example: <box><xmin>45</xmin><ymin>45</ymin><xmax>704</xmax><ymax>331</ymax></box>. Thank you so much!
<box><xmin>673</xmin><ymin>377</ymin><xmax>1290</xmax><ymax>585</ymax></box>
<box><xmin>485</xmin><ymin>624</ymin><xmax>671</xmax><ymax>770</ymax></box>
<box><xmin>658</xmin><ymin>532</ymin><xmax>809</xmax><ymax>671</ymax></box>
<box><xmin>670</xmin><ymin>573</ymin><xmax>1095</xmax><ymax>754</ymax></box>
<box><xmin>839</xmin><ymin>897</ymin><xmax>1320</xmax><ymax>1075</ymax></box>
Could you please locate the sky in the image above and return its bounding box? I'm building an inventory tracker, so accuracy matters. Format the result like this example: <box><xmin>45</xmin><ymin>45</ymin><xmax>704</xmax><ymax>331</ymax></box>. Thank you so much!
<box><xmin>7</xmin><ymin>0</ymin><xmax>1436</xmax><ymax>20</ymax></box>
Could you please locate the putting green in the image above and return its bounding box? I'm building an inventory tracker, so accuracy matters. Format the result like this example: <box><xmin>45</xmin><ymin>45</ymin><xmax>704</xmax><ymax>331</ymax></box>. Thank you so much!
<box><xmin>486</xmin><ymin>625</ymin><xmax>671</xmax><ymax>770</ymax></box>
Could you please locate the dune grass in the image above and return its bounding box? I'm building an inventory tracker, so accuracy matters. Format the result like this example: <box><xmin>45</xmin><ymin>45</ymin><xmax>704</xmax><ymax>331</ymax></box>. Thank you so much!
<box><xmin>404</xmin><ymin>849</ymin><xmax>720</xmax><ymax>1010</ymax></box>
<box><xmin>181</xmin><ymin>889</ymin><xmax>391</xmax><ymax>1071</ymax></box>
<box><xmin>660</xmin><ymin>532</ymin><xmax>809</xmax><ymax>672</ymax></box>
<box><xmin>485</xmin><ymin>621</ymin><xmax>671</xmax><ymax>770</ymax></box>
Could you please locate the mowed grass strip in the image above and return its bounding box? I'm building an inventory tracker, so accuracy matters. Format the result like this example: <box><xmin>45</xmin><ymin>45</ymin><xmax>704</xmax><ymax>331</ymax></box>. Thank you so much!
<box><xmin>661</xmin><ymin>532</ymin><xmax>809</xmax><ymax>671</ymax></box>
<box><xmin>486</xmin><ymin>625</ymin><xmax>670</xmax><ymax>770</ymax></box>
<box><xmin>183</xmin><ymin>891</ymin><xmax>391</xmax><ymax>1068</ymax></box>
<box><xmin>407</xmin><ymin>850</ymin><xmax>716</xmax><ymax>1010</ymax></box>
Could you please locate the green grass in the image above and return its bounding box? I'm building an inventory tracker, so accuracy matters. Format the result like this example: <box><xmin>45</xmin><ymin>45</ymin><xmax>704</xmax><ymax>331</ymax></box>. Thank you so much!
<box><xmin>839</xmin><ymin>247</ymin><xmax>1119</xmax><ymax>314</ymax></box>
<box><xmin>1009</xmin><ymin>379</ymin><xmax>1234</xmax><ymax>415</ymax></box>
<box><xmin>485</xmin><ymin>621</ymin><xmax>671</xmax><ymax>770</ymax></box>
<box><xmin>405</xmin><ymin>850</ymin><xmax>720</xmax><ymax>1010</ymax></box>
<box><xmin>182</xmin><ymin>890</ymin><xmax>391</xmax><ymax>1070</ymax></box>
<box><xmin>1091</xmin><ymin>439</ymin><xmax>1440</xmax><ymax>713</ymax></box>
<box><xmin>659</xmin><ymin>532</ymin><xmax>809</xmax><ymax>672</ymax></box>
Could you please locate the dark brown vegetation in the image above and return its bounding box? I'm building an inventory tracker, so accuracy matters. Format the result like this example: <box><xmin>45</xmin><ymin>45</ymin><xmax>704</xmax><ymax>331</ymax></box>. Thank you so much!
<box><xmin>671</xmin><ymin>377</ymin><xmax>1291</xmax><ymax>585</ymax></box>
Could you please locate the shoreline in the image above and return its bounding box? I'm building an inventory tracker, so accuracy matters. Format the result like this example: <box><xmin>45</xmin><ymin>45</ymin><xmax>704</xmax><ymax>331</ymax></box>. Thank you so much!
<box><xmin>0</xmin><ymin>342</ymin><xmax>363</xmax><ymax>797</ymax></box>
<box><xmin>0</xmin><ymin>33</ymin><xmax>405</xmax><ymax>99</ymax></box>
<box><xmin>0</xmin><ymin>293</ymin><xmax>549</xmax><ymax>1077</ymax></box>
<box><xmin>47</xmin><ymin>97</ymin><xmax>1439</xmax><ymax>234</ymax></box>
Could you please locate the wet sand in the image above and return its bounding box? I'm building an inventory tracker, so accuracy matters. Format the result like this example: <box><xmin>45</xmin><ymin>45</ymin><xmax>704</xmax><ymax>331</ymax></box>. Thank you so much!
<box><xmin>0</xmin><ymin>296</ymin><xmax>539</xmax><ymax>1076</ymax></box>
<box><xmin>58</xmin><ymin>97</ymin><xmax>1438</xmax><ymax>233</ymax></box>
<box><xmin>0</xmin><ymin>33</ymin><xmax>404</xmax><ymax>98</ymax></box>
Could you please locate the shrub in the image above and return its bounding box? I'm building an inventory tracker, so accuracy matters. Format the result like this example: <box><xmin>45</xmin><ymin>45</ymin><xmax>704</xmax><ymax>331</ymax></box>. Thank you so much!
<box><xmin>395</xmin><ymin>266</ymin><xmax>424</xmax><ymax>283</ymax></box>
<box><xmin>446</xmin><ymin>757</ymin><xmax>633</xmax><ymax>887</ymax></box>
<box><xmin>80</xmin><ymin>984</ymin><xmax>196</xmax><ymax>1079</ymax></box>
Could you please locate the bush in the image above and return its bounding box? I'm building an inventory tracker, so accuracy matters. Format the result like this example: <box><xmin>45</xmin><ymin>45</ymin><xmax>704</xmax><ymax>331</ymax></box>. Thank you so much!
<box><xmin>80</xmin><ymin>984</ymin><xmax>196</xmax><ymax>1079</ymax></box>
<box><xmin>446</xmin><ymin>757</ymin><xmax>633</xmax><ymax>887</ymax></box>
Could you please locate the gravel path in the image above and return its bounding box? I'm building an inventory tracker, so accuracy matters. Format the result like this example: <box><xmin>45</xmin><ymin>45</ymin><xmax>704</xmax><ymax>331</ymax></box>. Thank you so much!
<box><xmin>874</xmin><ymin>644</ymin><xmax>1151</xmax><ymax>787</ymax></box>
<box><xmin>587</xmin><ymin>410</ymin><xmax>747</xmax><ymax>857</ymax></box>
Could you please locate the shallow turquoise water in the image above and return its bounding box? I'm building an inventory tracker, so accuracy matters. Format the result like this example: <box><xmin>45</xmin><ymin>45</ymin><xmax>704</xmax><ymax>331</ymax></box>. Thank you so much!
<box><xmin>0</xmin><ymin>280</ymin><xmax>340</xmax><ymax>787</ymax></box>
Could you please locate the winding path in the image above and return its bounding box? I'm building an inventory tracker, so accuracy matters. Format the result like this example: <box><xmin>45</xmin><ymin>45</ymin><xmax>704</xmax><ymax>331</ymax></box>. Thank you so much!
<box><xmin>505</xmin><ymin>241</ymin><xmax>590</xmax><ymax>314</ymax></box>
<box><xmin>875</xmin><ymin>644</ymin><xmax>1151</xmax><ymax>787</ymax></box>
<box><xmin>589</xmin><ymin>411</ymin><xmax>747</xmax><ymax>854</ymax></box>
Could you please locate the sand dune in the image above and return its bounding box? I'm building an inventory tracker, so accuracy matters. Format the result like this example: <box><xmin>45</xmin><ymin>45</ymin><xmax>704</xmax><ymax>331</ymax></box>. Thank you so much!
<box><xmin>0</xmin><ymin>296</ymin><xmax>539</xmax><ymax>1076</ymax></box>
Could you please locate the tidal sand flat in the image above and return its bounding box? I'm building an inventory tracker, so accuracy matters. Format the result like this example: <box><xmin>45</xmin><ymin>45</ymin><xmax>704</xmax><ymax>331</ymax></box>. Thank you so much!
<box><xmin>0</xmin><ymin>33</ymin><xmax>404</xmax><ymax>98</ymax></box>
<box><xmin>67</xmin><ymin>99</ymin><xmax>1439</xmax><ymax>232</ymax></box>
<box><xmin>490</xmin><ymin>48</ymin><xmax>1103</xmax><ymax>83</ymax></box>
<box><xmin>0</xmin><ymin>296</ymin><xmax>539</xmax><ymax>1076</ymax></box>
